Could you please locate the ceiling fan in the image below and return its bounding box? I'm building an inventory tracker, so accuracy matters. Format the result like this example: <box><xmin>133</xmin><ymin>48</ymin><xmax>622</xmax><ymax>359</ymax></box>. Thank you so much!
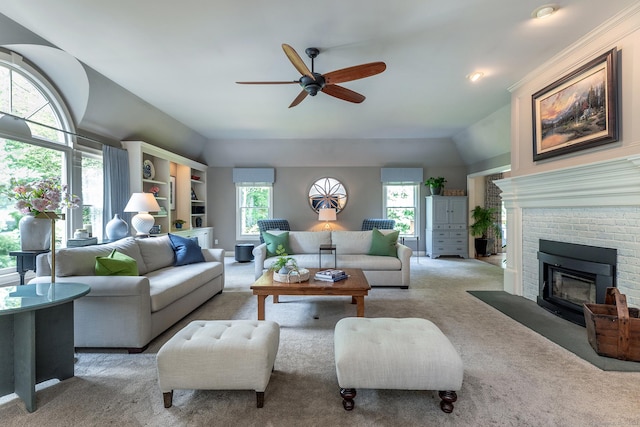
<box><xmin>236</xmin><ymin>44</ymin><xmax>386</xmax><ymax>108</ymax></box>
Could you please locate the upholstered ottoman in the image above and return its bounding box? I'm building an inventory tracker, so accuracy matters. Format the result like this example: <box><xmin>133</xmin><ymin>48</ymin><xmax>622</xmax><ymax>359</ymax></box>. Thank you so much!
<box><xmin>157</xmin><ymin>320</ymin><xmax>279</xmax><ymax>408</ymax></box>
<box><xmin>334</xmin><ymin>317</ymin><xmax>463</xmax><ymax>413</ymax></box>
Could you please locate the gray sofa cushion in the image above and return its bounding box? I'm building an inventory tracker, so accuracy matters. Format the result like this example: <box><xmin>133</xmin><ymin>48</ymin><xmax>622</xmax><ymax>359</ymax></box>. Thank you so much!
<box><xmin>54</xmin><ymin>237</ymin><xmax>147</xmax><ymax>276</ymax></box>
<box><xmin>147</xmin><ymin>261</ymin><xmax>224</xmax><ymax>312</ymax></box>
<box><xmin>331</xmin><ymin>231</ymin><xmax>372</xmax><ymax>254</ymax></box>
<box><xmin>136</xmin><ymin>235</ymin><xmax>175</xmax><ymax>271</ymax></box>
<box><xmin>288</xmin><ymin>231</ymin><xmax>331</xmax><ymax>253</ymax></box>
<box><xmin>337</xmin><ymin>254</ymin><xmax>402</xmax><ymax>270</ymax></box>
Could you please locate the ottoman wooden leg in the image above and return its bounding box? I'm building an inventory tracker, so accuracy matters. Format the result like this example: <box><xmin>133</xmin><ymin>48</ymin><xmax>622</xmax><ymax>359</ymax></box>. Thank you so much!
<box><xmin>438</xmin><ymin>390</ymin><xmax>457</xmax><ymax>413</ymax></box>
<box><xmin>256</xmin><ymin>391</ymin><xmax>264</xmax><ymax>408</ymax></box>
<box><xmin>163</xmin><ymin>391</ymin><xmax>173</xmax><ymax>408</ymax></box>
<box><xmin>340</xmin><ymin>388</ymin><xmax>357</xmax><ymax>411</ymax></box>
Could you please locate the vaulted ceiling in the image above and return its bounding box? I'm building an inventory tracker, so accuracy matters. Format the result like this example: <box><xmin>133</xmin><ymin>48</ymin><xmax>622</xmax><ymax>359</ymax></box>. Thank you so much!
<box><xmin>0</xmin><ymin>1</ymin><xmax>636</xmax><ymax>167</ymax></box>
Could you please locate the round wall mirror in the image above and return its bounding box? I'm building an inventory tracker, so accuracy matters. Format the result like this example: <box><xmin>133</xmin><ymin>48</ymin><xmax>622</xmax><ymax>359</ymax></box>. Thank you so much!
<box><xmin>308</xmin><ymin>177</ymin><xmax>348</xmax><ymax>213</ymax></box>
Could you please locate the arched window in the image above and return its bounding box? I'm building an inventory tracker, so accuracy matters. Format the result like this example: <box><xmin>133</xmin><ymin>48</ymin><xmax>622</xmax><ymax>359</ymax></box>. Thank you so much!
<box><xmin>0</xmin><ymin>50</ymin><xmax>95</xmax><ymax>281</ymax></box>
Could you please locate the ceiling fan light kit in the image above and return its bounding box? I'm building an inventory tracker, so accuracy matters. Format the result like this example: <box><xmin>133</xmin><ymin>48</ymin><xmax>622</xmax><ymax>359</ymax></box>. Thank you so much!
<box><xmin>236</xmin><ymin>43</ymin><xmax>386</xmax><ymax>108</ymax></box>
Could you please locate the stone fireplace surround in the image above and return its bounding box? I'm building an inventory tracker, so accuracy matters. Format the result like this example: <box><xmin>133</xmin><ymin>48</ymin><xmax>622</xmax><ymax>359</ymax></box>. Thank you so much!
<box><xmin>495</xmin><ymin>154</ymin><xmax>640</xmax><ymax>309</ymax></box>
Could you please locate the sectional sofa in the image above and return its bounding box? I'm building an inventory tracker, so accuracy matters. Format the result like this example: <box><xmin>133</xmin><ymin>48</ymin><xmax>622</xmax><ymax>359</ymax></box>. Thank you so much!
<box><xmin>30</xmin><ymin>235</ymin><xmax>225</xmax><ymax>351</ymax></box>
<box><xmin>252</xmin><ymin>230</ymin><xmax>412</xmax><ymax>288</ymax></box>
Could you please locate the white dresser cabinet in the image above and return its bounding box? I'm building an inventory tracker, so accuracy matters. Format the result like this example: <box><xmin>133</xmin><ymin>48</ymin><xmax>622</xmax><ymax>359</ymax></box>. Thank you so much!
<box><xmin>173</xmin><ymin>227</ymin><xmax>214</xmax><ymax>249</ymax></box>
<box><xmin>425</xmin><ymin>196</ymin><xmax>467</xmax><ymax>258</ymax></box>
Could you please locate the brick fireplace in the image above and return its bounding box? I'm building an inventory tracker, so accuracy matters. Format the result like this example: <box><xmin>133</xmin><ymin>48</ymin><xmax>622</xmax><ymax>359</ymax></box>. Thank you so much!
<box><xmin>495</xmin><ymin>155</ymin><xmax>640</xmax><ymax>309</ymax></box>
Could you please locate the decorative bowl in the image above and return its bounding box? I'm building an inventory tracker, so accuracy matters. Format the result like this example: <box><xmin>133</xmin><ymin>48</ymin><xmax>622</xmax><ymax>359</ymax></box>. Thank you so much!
<box><xmin>273</xmin><ymin>268</ymin><xmax>310</xmax><ymax>283</ymax></box>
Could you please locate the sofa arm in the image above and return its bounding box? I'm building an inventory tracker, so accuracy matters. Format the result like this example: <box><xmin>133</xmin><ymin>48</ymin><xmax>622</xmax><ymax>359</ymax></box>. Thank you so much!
<box><xmin>30</xmin><ymin>274</ymin><xmax>152</xmax><ymax>349</ymax></box>
<box><xmin>397</xmin><ymin>243</ymin><xmax>413</xmax><ymax>287</ymax></box>
<box><xmin>253</xmin><ymin>243</ymin><xmax>267</xmax><ymax>279</ymax></box>
<box><xmin>202</xmin><ymin>248</ymin><xmax>225</xmax><ymax>263</ymax></box>
<box><xmin>35</xmin><ymin>252</ymin><xmax>51</xmax><ymax>277</ymax></box>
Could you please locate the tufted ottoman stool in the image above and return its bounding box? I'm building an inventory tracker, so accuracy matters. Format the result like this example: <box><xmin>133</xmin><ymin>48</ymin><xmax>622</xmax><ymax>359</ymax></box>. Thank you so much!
<box><xmin>334</xmin><ymin>317</ymin><xmax>463</xmax><ymax>413</ymax></box>
<box><xmin>157</xmin><ymin>320</ymin><xmax>279</xmax><ymax>408</ymax></box>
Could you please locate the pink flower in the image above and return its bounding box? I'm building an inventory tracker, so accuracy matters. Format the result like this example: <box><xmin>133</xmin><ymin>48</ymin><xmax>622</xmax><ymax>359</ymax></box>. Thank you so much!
<box><xmin>7</xmin><ymin>177</ymin><xmax>81</xmax><ymax>216</ymax></box>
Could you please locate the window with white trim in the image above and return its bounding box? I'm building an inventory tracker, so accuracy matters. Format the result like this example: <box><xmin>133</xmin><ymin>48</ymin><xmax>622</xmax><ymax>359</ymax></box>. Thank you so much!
<box><xmin>383</xmin><ymin>183</ymin><xmax>419</xmax><ymax>236</ymax></box>
<box><xmin>236</xmin><ymin>184</ymin><xmax>272</xmax><ymax>240</ymax></box>
<box><xmin>0</xmin><ymin>50</ymin><xmax>88</xmax><ymax>279</ymax></box>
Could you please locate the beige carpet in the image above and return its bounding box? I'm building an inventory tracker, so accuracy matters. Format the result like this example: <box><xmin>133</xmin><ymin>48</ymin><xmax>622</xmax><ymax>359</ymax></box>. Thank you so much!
<box><xmin>2</xmin><ymin>256</ymin><xmax>639</xmax><ymax>426</ymax></box>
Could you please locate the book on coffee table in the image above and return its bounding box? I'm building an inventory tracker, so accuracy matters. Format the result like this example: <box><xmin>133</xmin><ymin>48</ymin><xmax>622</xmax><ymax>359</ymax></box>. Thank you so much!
<box><xmin>315</xmin><ymin>269</ymin><xmax>348</xmax><ymax>282</ymax></box>
<box><xmin>316</xmin><ymin>269</ymin><xmax>346</xmax><ymax>277</ymax></box>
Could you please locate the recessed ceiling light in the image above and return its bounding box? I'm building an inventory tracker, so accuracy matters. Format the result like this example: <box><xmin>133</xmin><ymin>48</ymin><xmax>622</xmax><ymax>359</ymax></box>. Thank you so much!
<box><xmin>532</xmin><ymin>5</ymin><xmax>558</xmax><ymax>19</ymax></box>
<box><xmin>467</xmin><ymin>72</ymin><xmax>484</xmax><ymax>82</ymax></box>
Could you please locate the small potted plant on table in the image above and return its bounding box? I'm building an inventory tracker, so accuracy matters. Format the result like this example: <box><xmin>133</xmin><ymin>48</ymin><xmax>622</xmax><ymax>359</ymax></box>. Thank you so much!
<box><xmin>269</xmin><ymin>246</ymin><xmax>309</xmax><ymax>282</ymax></box>
<box><xmin>174</xmin><ymin>219</ymin><xmax>186</xmax><ymax>229</ymax></box>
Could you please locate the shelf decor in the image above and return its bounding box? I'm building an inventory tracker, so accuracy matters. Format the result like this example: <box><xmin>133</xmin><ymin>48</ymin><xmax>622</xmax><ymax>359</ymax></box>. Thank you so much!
<box><xmin>143</xmin><ymin>160</ymin><xmax>155</xmax><ymax>179</ymax></box>
<box><xmin>170</xmin><ymin>176</ymin><xmax>176</xmax><ymax>210</ymax></box>
<box><xmin>532</xmin><ymin>48</ymin><xmax>618</xmax><ymax>161</ymax></box>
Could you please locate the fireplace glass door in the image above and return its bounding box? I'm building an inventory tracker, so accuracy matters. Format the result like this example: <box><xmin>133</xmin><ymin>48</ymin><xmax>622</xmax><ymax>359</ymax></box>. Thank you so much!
<box><xmin>550</xmin><ymin>266</ymin><xmax>596</xmax><ymax>308</ymax></box>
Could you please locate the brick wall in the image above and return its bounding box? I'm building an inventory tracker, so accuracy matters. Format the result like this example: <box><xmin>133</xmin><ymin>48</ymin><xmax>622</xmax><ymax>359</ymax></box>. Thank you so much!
<box><xmin>522</xmin><ymin>207</ymin><xmax>640</xmax><ymax>306</ymax></box>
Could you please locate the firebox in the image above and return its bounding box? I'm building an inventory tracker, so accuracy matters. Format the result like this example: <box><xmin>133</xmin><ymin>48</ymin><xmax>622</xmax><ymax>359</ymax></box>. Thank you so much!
<box><xmin>537</xmin><ymin>240</ymin><xmax>616</xmax><ymax>326</ymax></box>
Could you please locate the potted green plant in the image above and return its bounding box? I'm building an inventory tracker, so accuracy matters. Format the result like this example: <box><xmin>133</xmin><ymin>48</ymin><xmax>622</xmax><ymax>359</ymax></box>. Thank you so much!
<box><xmin>424</xmin><ymin>176</ymin><xmax>447</xmax><ymax>196</ymax></box>
<box><xmin>269</xmin><ymin>255</ymin><xmax>298</xmax><ymax>274</ymax></box>
<box><xmin>174</xmin><ymin>219</ymin><xmax>186</xmax><ymax>229</ymax></box>
<box><xmin>469</xmin><ymin>206</ymin><xmax>502</xmax><ymax>257</ymax></box>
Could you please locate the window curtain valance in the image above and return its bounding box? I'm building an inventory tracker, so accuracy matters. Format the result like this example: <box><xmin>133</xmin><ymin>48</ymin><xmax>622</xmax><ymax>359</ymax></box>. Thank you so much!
<box><xmin>380</xmin><ymin>168</ymin><xmax>423</xmax><ymax>183</ymax></box>
<box><xmin>233</xmin><ymin>168</ymin><xmax>275</xmax><ymax>183</ymax></box>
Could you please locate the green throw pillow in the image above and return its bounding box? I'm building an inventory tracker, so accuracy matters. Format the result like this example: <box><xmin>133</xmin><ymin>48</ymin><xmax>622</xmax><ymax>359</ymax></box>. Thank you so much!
<box><xmin>368</xmin><ymin>228</ymin><xmax>399</xmax><ymax>257</ymax></box>
<box><xmin>263</xmin><ymin>231</ymin><xmax>293</xmax><ymax>257</ymax></box>
<box><xmin>95</xmin><ymin>250</ymin><xmax>139</xmax><ymax>276</ymax></box>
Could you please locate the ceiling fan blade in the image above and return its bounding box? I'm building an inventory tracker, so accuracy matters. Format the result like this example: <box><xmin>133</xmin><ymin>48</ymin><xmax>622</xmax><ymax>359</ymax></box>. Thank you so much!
<box><xmin>282</xmin><ymin>44</ymin><xmax>315</xmax><ymax>80</ymax></box>
<box><xmin>322</xmin><ymin>85</ymin><xmax>366</xmax><ymax>104</ymax></box>
<box><xmin>323</xmin><ymin>62</ymin><xmax>386</xmax><ymax>85</ymax></box>
<box><xmin>236</xmin><ymin>81</ymin><xmax>299</xmax><ymax>84</ymax></box>
<box><xmin>288</xmin><ymin>90</ymin><xmax>308</xmax><ymax>108</ymax></box>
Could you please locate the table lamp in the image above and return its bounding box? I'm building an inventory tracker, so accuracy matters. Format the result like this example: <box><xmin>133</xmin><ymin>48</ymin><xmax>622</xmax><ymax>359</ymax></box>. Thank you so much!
<box><xmin>124</xmin><ymin>193</ymin><xmax>161</xmax><ymax>236</ymax></box>
<box><xmin>318</xmin><ymin>208</ymin><xmax>337</xmax><ymax>231</ymax></box>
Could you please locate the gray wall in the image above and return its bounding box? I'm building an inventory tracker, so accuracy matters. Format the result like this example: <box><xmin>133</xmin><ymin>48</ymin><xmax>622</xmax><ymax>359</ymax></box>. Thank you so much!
<box><xmin>209</xmin><ymin>165</ymin><xmax>469</xmax><ymax>253</ymax></box>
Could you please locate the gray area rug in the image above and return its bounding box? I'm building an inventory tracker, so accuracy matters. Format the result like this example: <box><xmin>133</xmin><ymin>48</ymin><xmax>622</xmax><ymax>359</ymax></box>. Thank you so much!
<box><xmin>2</xmin><ymin>256</ymin><xmax>640</xmax><ymax>426</ymax></box>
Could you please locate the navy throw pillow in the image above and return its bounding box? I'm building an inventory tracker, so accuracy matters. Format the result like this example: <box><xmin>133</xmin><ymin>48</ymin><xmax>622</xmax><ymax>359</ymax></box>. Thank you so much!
<box><xmin>168</xmin><ymin>233</ymin><xmax>205</xmax><ymax>266</ymax></box>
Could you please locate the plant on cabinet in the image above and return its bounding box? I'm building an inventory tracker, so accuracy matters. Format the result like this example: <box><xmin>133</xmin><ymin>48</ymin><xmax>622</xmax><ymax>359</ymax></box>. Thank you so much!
<box><xmin>424</xmin><ymin>176</ymin><xmax>447</xmax><ymax>195</ymax></box>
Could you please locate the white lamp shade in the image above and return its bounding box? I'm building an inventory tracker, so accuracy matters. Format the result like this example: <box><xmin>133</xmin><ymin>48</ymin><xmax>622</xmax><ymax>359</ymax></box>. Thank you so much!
<box><xmin>124</xmin><ymin>193</ymin><xmax>161</xmax><ymax>236</ymax></box>
<box><xmin>124</xmin><ymin>193</ymin><xmax>161</xmax><ymax>213</ymax></box>
<box><xmin>318</xmin><ymin>208</ymin><xmax>337</xmax><ymax>221</ymax></box>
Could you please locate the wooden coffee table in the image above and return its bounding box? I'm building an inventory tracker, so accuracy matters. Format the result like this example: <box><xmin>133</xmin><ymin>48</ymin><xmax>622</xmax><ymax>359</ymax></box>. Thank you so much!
<box><xmin>251</xmin><ymin>268</ymin><xmax>371</xmax><ymax>320</ymax></box>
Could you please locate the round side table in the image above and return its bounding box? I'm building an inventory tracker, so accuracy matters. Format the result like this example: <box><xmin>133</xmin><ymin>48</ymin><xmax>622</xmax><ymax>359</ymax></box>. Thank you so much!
<box><xmin>235</xmin><ymin>243</ymin><xmax>254</xmax><ymax>262</ymax></box>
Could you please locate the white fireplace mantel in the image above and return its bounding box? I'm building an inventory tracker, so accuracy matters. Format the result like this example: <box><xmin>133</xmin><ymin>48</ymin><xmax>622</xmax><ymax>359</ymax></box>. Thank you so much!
<box><xmin>493</xmin><ymin>154</ymin><xmax>640</xmax><ymax>297</ymax></box>
<box><xmin>496</xmin><ymin>155</ymin><xmax>640</xmax><ymax>209</ymax></box>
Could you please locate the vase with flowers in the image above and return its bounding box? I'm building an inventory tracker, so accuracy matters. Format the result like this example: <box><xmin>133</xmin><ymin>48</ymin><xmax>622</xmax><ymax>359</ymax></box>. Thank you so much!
<box><xmin>9</xmin><ymin>177</ymin><xmax>81</xmax><ymax>250</ymax></box>
<box><xmin>149</xmin><ymin>185</ymin><xmax>160</xmax><ymax>197</ymax></box>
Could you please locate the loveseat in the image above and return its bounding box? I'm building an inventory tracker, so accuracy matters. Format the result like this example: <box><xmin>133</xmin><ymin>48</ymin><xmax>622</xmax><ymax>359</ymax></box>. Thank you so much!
<box><xmin>30</xmin><ymin>235</ymin><xmax>225</xmax><ymax>351</ymax></box>
<box><xmin>253</xmin><ymin>230</ymin><xmax>411</xmax><ymax>288</ymax></box>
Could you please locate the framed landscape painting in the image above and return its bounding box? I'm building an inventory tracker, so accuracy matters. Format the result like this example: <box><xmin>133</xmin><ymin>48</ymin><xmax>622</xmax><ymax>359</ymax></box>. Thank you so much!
<box><xmin>532</xmin><ymin>48</ymin><xmax>618</xmax><ymax>161</ymax></box>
